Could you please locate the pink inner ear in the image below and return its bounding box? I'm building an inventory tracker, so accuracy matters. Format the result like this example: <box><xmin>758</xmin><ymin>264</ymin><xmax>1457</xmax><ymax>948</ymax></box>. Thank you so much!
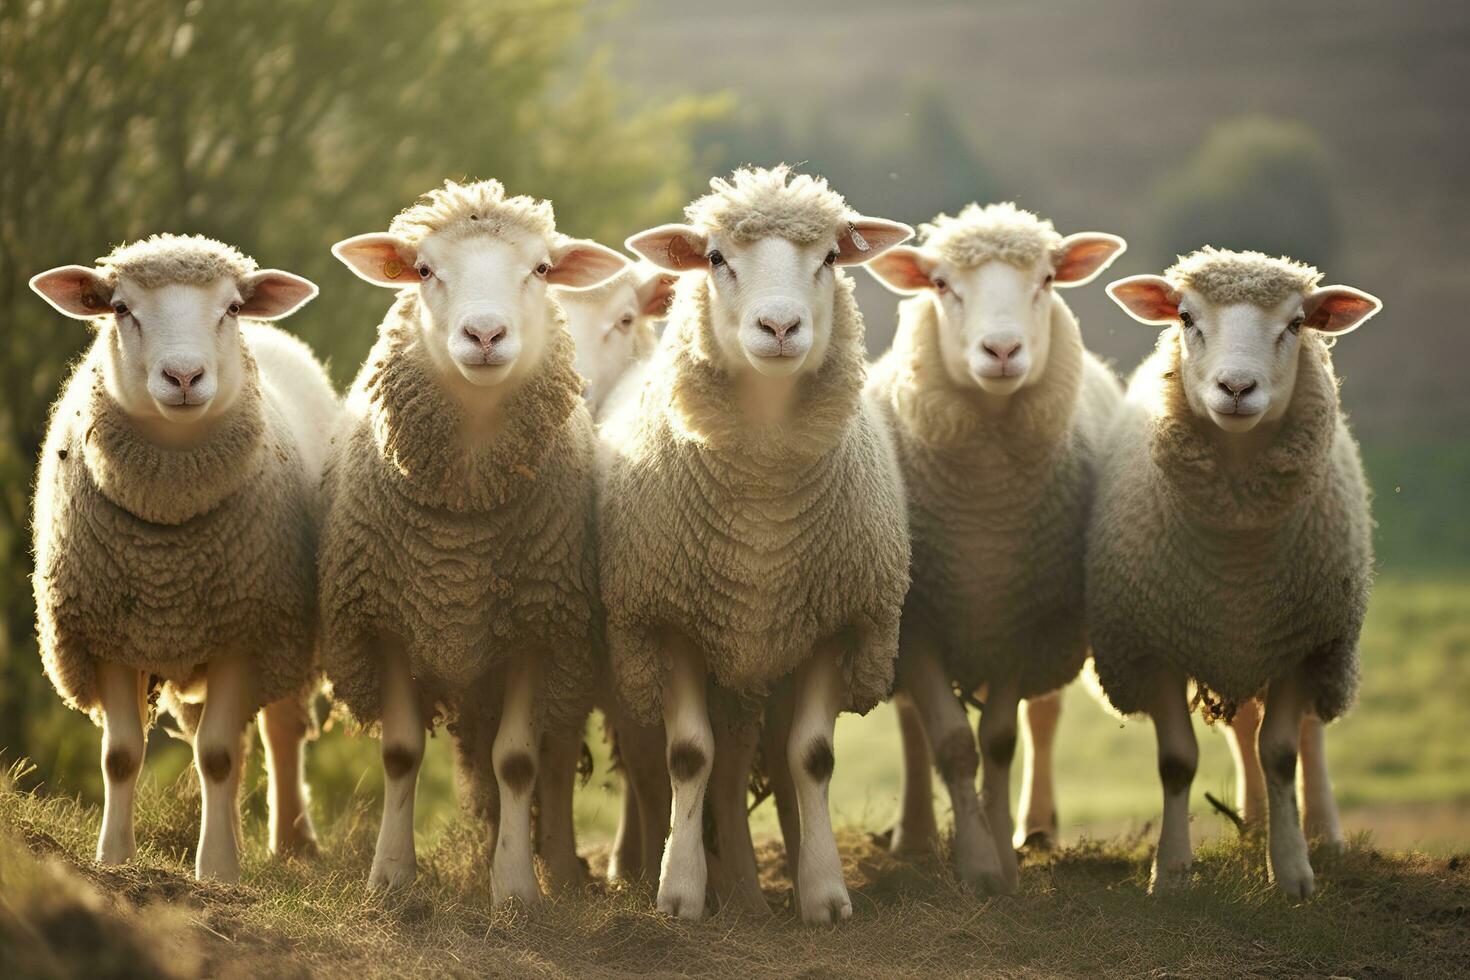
<box><xmin>547</xmin><ymin>247</ymin><xmax>626</xmax><ymax>288</ymax></box>
<box><xmin>835</xmin><ymin>220</ymin><xmax>913</xmax><ymax>265</ymax></box>
<box><xmin>33</xmin><ymin>267</ymin><xmax>111</xmax><ymax>317</ymax></box>
<box><xmin>1110</xmin><ymin>280</ymin><xmax>1179</xmax><ymax>322</ymax></box>
<box><xmin>639</xmin><ymin>275</ymin><xmax>677</xmax><ymax>317</ymax></box>
<box><xmin>868</xmin><ymin>249</ymin><xmax>933</xmax><ymax>292</ymax></box>
<box><xmin>1306</xmin><ymin>291</ymin><xmax>1378</xmax><ymax>333</ymax></box>
<box><xmin>241</xmin><ymin>273</ymin><xmax>315</xmax><ymax>319</ymax></box>
<box><xmin>338</xmin><ymin>238</ymin><xmax>414</xmax><ymax>284</ymax></box>
<box><xmin>1055</xmin><ymin>239</ymin><xmax>1122</xmax><ymax>283</ymax></box>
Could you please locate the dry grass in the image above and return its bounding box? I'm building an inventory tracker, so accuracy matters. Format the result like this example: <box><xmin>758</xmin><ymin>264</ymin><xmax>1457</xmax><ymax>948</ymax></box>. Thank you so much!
<box><xmin>2</xmin><ymin>763</ymin><xmax>1466</xmax><ymax>979</ymax></box>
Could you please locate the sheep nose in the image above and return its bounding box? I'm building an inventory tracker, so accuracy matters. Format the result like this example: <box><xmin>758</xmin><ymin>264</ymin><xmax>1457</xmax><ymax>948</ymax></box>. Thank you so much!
<box><xmin>982</xmin><ymin>338</ymin><xmax>1022</xmax><ymax>363</ymax></box>
<box><xmin>461</xmin><ymin>318</ymin><xmax>509</xmax><ymax>350</ymax></box>
<box><xmin>1217</xmin><ymin>377</ymin><xmax>1257</xmax><ymax>399</ymax></box>
<box><xmin>758</xmin><ymin>315</ymin><xmax>801</xmax><ymax>341</ymax></box>
<box><xmin>161</xmin><ymin>365</ymin><xmax>204</xmax><ymax>393</ymax></box>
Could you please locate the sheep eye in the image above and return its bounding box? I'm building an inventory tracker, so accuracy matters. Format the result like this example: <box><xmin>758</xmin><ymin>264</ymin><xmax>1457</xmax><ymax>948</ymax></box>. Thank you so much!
<box><xmin>933</xmin><ymin>278</ymin><xmax>948</xmax><ymax>293</ymax></box>
<box><xmin>1180</xmin><ymin>311</ymin><xmax>1196</xmax><ymax>330</ymax></box>
<box><xmin>417</xmin><ymin>265</ymin><xmax>432</xmax><ymax>280</ymax></box>
<box><xmin>1287</xmin><ymin>315</ymin><xmax>1304</xmax><ymax>335</ymax></box>
<box><xmin>707</xmin><ymin>250</ymin><xmax>725</xmax><ymax>267</ymax></box>
<box><xmin>823</xmin><ymin>250</ymin><xmax>837</xmax><ymax>267</ymax></box>
<box><xmin>621</xmin><ymin>315</ymin><xmax>634</xmax><ymax>326</ymax></box>
<box><xmin>1042</xmin><ymin>274</ymin><xmax>1054</xmax><ymax>289</ymax></box>
<box><xmin>113</xmin><ymin>302</ymin><xmax>130</xmax><ymax>317</ymax></box>
<box><xmin>534</xmin><ymin>262</ymin><xmax>550</xmax><ymax>277</ymax></box>
<box><xmin>227</xmin><ymin>302</ymin><xmax>241</xmax><ymax>317</ymax></box>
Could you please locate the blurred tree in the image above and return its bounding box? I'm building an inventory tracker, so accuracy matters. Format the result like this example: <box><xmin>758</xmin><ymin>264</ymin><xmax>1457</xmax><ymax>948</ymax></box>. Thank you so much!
<box><xmin>0</xmin><ymin>0</ymin><xmax>721</xmax><ymax>778</ymax></box>
<box><xmin>1153</xmin><ymin>115</ymin><xmax>1340</xmax><ymax>268</ymax></box>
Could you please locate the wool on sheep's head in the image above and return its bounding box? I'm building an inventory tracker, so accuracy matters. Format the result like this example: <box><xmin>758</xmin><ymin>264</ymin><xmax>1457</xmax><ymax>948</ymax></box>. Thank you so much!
<box><xmin>389</xmin><ymin>178</ymin><xmax>559</xmax><ymax>247</ymax></box>
<box><xmin>684</xmin><ymin>165</ymin><xmax>854</xmax><ymax>245</ymax></box>
<box><xmin>918</xmin><ymin>202</ymin><xmax>1064</xmax><ymax>270</ymax></box>
<box><xmin>98</xmin><ymin>234</ymin><xmax>259</xmax><ymax>291</ymax></box>
<box><xmin>1166</xmin><ymin>246</ymin><xmax>1323</xmax><ymax>308</ymax></box>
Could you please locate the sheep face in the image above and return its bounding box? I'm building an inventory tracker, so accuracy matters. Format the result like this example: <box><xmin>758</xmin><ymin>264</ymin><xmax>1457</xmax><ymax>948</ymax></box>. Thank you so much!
<box><xmin>627</xmin><ymin>218</ymin><xmax>912</xmax><ymax>379</ymax></box>
<box><xmin>869</xmin><ymin>233</ymin><xmax>1125</xmax><ymax>396</ymax></box>
<box><xmin>1108</xmin><ymin>274</ymin><xmax>1381</xmax><ymax>433</ymax></box>
<box><xmin>333</xmin><ymin>230</ymin><xmax>627</xmax><ymax>389</ymax></box>
<box><xmin>30</xmin><ymin>263</ymin><xmax>316</xmax><ymax>434</ymax></box>
<box><xmin>557</xmin><ymin>267</ymin><xmax>674</xmax><ymax>412</ymax></box>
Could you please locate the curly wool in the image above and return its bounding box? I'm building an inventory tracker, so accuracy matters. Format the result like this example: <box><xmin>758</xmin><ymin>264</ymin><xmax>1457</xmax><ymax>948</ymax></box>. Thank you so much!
<box><xmin>867</xmin><ymin>293</ymin><xmax>1122</xmax><ymax>697</ymax></box>
<box><xmin>317</xmin><ymin>293</ymin><xmax>598</xmax><ymax>735</ymax></box>
<box><xmin>1086</xmin><ymin>328</ymin><xmax>1371</xmax><ymax>721</ymax></box>
<box><xmin>685</xmin><ymin>165</ymin><xmax>853</xmax><ymax>244</ymax></box>
<box><xmin>1167</xmin><ymin>246</ymin><xmax>1323</xmax><ymax>307</ymax></box>
<box><xmin>98</xmin><ymin>234</ymin><xmax>258</xmax><ymax>291</ymax></box>
<box><xmin>33</xmin><ymin>332</ymin><xmax>323</xmax><ymax>721</ymax></box>
<box><xmin>919</xmin><ymin>202</ymin><xmax>1062</xmax><ymax>269</ymax></box>
<box><xmin>599</xmin><ymin>273</ymin><xmax>910</xmax><ymax>726</ymax></box>
<box><xmin>388</xmin><ymin>179</ymin><xmax>557</xmax><ymax>248</ymax></box>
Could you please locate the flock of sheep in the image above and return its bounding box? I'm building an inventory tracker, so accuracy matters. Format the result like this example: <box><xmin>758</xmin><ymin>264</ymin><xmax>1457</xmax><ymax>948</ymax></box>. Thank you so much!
<box><xmin>26</xmin><ymin>165</ymin><xmax>1380</xmax><ymax>923</ymax></box>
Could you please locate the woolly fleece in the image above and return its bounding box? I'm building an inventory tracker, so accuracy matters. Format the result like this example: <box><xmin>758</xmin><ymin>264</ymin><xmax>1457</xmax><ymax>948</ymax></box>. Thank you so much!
<box><xmin>918</xmin><ymin>202</ymin><xmax>1063</xmax><ymax>269</ymax></box>
<box><xmin>685</xmin><ymin>165</ymin><xmax>854</xmax><ymax>245</ymax></box>
<box><xmin>98</xmin><ymin>234</ymin><xmax>258</xmax><ymax>291</ymax></box>
<box><xmin>868</xmin><ymin>293</ymin><xmax>1122</xmax><ymax>697</ymax></box>
<box><xmin>1167</xmin><ymin>247</ymin><xmax>1323</xmax><ymax>308</ymax></box>
<box><xmin>34</xmin><ymin>330</ymin><xmax>326</xmax><ymax>721</ymax></box>
<box><xmin>599</xmin><ymin>272</ymin><xmax>910</xmax><ymax>726</ymax></box>
<box><xmin>317</xmin><ymin>292</ymin><xmax>598</xmax><ymax>735</ymax></box>
<box><xmin>1086</xmin><ymin>328</ymin><xmax>1371</xmax><ymax>721</ymax></box>
<box><xmin>389</xmin><ymin>179</ymin><xmax>557</xmax><ymax>248</ymax></box>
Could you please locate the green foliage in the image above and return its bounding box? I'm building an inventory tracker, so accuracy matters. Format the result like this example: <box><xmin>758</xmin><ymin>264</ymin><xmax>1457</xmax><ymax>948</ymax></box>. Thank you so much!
<box><xmin>1153</xmin><ymin>115</ymin><xmax>1340</xmax><ymax>267</ymax></box>
<box><xmin>0</xmin><ymin>0</ymin><xmax>721</xmax><ymax>760</ymax></box>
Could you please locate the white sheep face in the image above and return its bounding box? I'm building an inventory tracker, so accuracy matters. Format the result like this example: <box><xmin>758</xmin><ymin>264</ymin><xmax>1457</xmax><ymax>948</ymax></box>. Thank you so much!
<box><xmin>333</xmin><ymin>229</ymin><xmax>628</xmax><ymax>390</ymax></box>
<box><xmin>868</xmin><ymin>233</ymin><xmax>1126</xmax><ymax>396</ymax></box>
<box><xmin>29</xmin><ymin>264</ymin><xmax>316</xmax><ymax>436</ymax></box>
<box><xmin>557</xmin><ymin>268</ymin><xmax>673</xmax><ymax>413</ymax></box>
<box><xmin>626</xmin><ymin>218</ymin><xmax>913</xmax><ymax>380</ymax></box>
<box><xmin>1108</xmin><ymin>274</ymin><xmax>1382</xmax><ymax>433</ymax></box>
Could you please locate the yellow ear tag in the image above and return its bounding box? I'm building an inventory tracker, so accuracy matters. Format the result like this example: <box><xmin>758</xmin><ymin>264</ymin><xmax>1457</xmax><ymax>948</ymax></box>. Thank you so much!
<box><xmin>383</xmin><ymin>258</ymin><xmax>404</xmax><ymax>279</ymax></box>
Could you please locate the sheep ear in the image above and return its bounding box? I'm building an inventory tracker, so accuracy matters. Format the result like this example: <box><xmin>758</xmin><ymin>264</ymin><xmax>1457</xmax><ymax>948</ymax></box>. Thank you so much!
<box><xmin>332</xmin><ymin>234</ymin><xmax>418</xmax><ymax>287</ymax></box>
<box><xmin>635</xmin><ymin>269</ymin><xmax>678</xmax><ymax>317</ymax></box>
<box><xmin>30</xmin><ymin>265</ymin><xmax>113</xmax><ymax>319</ymax></box>
<box><xmin>1107</xmin><ymin>275</ymin><xmax>1181</xmax><ymax>325</ymax></box>
<box><xmin>1302</xmin><ymin>285</ymin><xmax>1381</xmax><ymax>335</ymax></box>
<box><xmin>240</xmin><ymin>270</ymin><xmax>317</xmax><ymax>320</ymax></box>
<box><xmin>548</xmin><ymin>238</ymin><xmax>628</xmax><ymax>290</ymax></box>
<box><xmin>1053</xmin><ymin>233</ymin><xmax>1127</xmax><ymax>287</ymax></box>
<box><xmin>625</xmin><ymin>224</ymin><xmax>709</xmax><ymax>272</ymax></box>
<box><xmin>865</xmin><ymin>246</ymin><xmax>939</xmax><ymax>295</ymax></box>
<box><xmin>835</xmin><ymin>217</ymin><xmax>914</xmax><ymax>266</ymax></box>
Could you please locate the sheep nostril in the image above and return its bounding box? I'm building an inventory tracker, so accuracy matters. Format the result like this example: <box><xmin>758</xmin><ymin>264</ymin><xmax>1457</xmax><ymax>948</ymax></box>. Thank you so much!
<box><xmin>983</xmin><ymin>340</ymin><xmax>1021</xmax><ymax>362</ymax></box>
<box><xmin>758</xmin><ymin>317</ymin><xmax>800</xmax><ymax>341</ymax></box>
<box><xmin>163</xmin><ymin>367</ymin><xmax>203</xmax><ymax>390</ymax></box>
<box><xmin>1218</xmin><ymin>379</ymin><xmax>1256</xmax><ymax>398</ymax></box>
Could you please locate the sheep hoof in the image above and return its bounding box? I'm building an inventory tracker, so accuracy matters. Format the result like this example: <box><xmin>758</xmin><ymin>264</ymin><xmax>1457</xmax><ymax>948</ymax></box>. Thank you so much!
<box><xmin>961</xmin><ymin>867</ymin><xmax>1015</xmax><ymax>898</ymax></box>
<box><xmin>1148</xmin><ymin>864</ymin><xmax>1192</xmax><ymax>895</ymax></box>
<box><xmin>1016</xmin><ymin>829</ymin><xmax>1056</xmax><ymax>853</ymax></box>
<box><xmin>492</xmin><ymin>883</ymin><xmax>543</xmax><ymax>910</ymax></box>
<box><xmin>1270</xmin><ymin>852</ymin><xmax>1316</xmax><ymax>900</ymax></box>
<box><xmin>368</xmin><ymin>860</ymin><xmax>417</xmax><ymax>892</ymax></box>
<box><xmin>657</xmin><ymin>885</ymin><xmax>706</xmax><ymax>921</ymax></box>
<box><xmin>799</xmin><ymin>885</ymin><xmax>852</xmax><ymax>925</ymax></box>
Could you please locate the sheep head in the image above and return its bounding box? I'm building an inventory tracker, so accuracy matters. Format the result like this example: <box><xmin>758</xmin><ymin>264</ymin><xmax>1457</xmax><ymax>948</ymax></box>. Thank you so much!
<box><xmin>555</xmin><ymin>263</ymin><xmax>675</xmax><ymax>413</ymax></box>
<box><xmin>868</xmin><ymin>203</ymin><xmax>1125</xmax><ymax>397</ymax></box>
<box><xmin>1108</xmin><ymin>247</ymin><xmax>1381</xmax><ymax>433</ymax></box>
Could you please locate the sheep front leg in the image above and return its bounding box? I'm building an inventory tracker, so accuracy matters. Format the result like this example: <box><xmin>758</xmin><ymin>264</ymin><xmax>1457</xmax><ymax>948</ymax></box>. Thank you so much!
<box><xmin>491</xmin><ymin>656</ymin><xmax>542</xmax><ymax>907</ymax></box>
<box><xmin>259</xmin><ymin>695</ymin><xmax>319</xmax><ymax>858</ymax></box>
<box><xmin>788</xmin><ymin>641</ymin><xmax>849</xmax><ymax>925</ymax></box>
<box><xmin>536</xmin><ymin>725</ymin><xmax>588</xmax><ymax>892</ymax></box>
<box><xmin>1298</xmin><ymin>714</ymin><xmax>1343</xmax><ymax>847</ymax></box>
<box><xmin>1015</xmin><ymin>690</ymin><xmax>1061</xmax><ymax>850</ymax></box>
<box><xmin>369</xmin><ymin>650</ymin><xmax>424</xmax><ymax>890</ymax></box>
<box><xmin>195</xmin><ymin>654</ymin><xmax>254</xmax><ymax>883</ymax></box>
<box><xmin>763</xmin><ymin>692</ymin><xmax>802</xmax><ymax>880</ymax></box>
<box><xmin>899</xmin><ymin>641</ymin><xmax>1008</xmax><ymax>895</ymax></box>
<box><xmin>1261</xmin><ymin>673</ymin><xmax>1315</xmax><ymax>898</ymax></box>
<box><xmin>657</xmin><ymin>636</ymin><xmax>713</xmax><ymax>920</ymax></box>
<box><xmin>96</xmin><ymin>661</ymin><xmax>147</xmax><ymax>866</ymax></box>
<box><xmin>1223</xmin><ymin>697</ymin><xmax>1266</xmax><ymax>828</ymax></box>
<box><xmin>707</xmin><ymin>718</ymin><xmax>769</xmax><ymax>915</ymax></box>
<box><xmin>1145</xmin><ymin>666</ymin><xmax>1197</xmax><ymax>894</ymax></box>
<box><xmin>888</xmin><ymin>692</ymin><xmax>939</xmax><ymax>857</ymax></box>
<box><xmin>977</xmin><ymin>678</ymin><xmax>1021</xmax><ymax>891</ymax></box>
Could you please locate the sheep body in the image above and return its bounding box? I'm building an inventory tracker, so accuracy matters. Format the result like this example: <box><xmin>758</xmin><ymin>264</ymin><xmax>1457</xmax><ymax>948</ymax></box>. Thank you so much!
<box><xmin>34</xmin><ymin>313</ymin><xmax>330</xmax><ymax>720</ymax></box>
<box><xmin>600</xmin><ymin>275</ymin><xmax>909</xmax><ymax>726</ymax></box>
<box><xmin>1086</xmin><ymin>284</ymin><xmax>1370</xmax><ymax>721</ymax></box>
<box><xmin>317</xmin><ymin>292</ymin><xmax>598</xmax><ymax>734</ymax></box>
<box><xmin>868</xmin><ymin>294</ymin><xmax>1121</xmax><ymax>697</ymax></box>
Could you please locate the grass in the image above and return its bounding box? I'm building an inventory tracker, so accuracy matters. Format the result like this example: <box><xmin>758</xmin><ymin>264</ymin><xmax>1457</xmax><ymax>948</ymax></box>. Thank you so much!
<box><xmin>1</xmin><ymin>762</ymin><xmax>1466</xmax><ymax>979</ymax></box>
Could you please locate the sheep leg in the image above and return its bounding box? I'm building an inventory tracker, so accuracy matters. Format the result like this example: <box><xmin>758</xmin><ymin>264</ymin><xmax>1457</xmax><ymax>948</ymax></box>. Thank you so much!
<box><xmin>900</xmin><ymin>644</ymin><xmax>1008</xmax><ymax>895</ymax></box>
<box><xmin>194</xmin><ymin>653</ymin><xmax>254</xmax><ymax>883</ymax></box>
<box><xmin>1260</xmin><ymin>673</ymin><xmax>1315</xmax><ymax>898</ymax></box>
<box><xmin>763</xmin><ymin>691</ymin><xmax>802</xmax><ymax>881</ymax></box>
<box><xmin>609</xmin><ymin>708</ymin><xmax>669</xmax><ymax>885</ymax></box>
<box><xmin>609</xmin><ymin>773</ymin><xmax>642</xmax><ymax>883</ymax></box>
<box><xmin>1015</xmin><ymin>690</ymin><xmax>1061</xmax><ymax>850</ymax></box>
<box><xmin>491</xmin><ymin>656</ymin><xmax>542</xmax><ymax>907</ymax></box>
<box><xmin>96</xmin><ymin>661</ymin><xmax>147</xmax><ymax>866</ymax></box>
<box><xmin>536</xmin><ymin>725</ymin><xmax>588</xmax><ymax>892</ymax></box>
<box><xmin>788</xmin><ymin>641</ymin><xmax>850</xmax><ymax>925</ymax></box>
<box><xmin>708</xmin><ymin>718</ymin><xmax>769</xmax><ymax>915</ymax></box>
<box><xmin>1298</xmin><ymin>714</ymin><xmax>1343</xmax><ymax>848</ymax></box>
<box><xmin>657</xmin><ymin>636</ymin><xmax>713</xmax><ymax>920</ymax></box>
<box><xmin>977</xmin><ymin>677</ymin><xmax>1022</xmax><ymax>891</ymax></box>
<box><xmin>1223</xmin><ymin>697</ymin><xmax>1266</xmax><ymax>828</ymax></box>
<box><xmin>369</xmin><ymin>650</ymin><xmax>424</xmax><ymax>891</ymax></box>
<box><xmin>1146</xmin><ymin>666</ymin><xmax>1197</xmax><ymax>894</ymax></box>
<box><xmin>888</xmin><ymin>692</ymin><xmax>939</xmax><ymax>857</ymax></box>
<box><xmin>259</xmin><ymin>695</ymin><xmax>319</xmax><ymax>858</ymax></box>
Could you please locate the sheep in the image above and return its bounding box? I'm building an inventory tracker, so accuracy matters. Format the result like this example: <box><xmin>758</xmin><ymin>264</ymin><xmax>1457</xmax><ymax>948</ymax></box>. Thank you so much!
<box><xmin>28</xmin><ymin>234</ymin><xmax>333</xmax><ymax>882</ymax></box>
<box><xmin>864</xmin><ymin>203</ymin><xmax>1127</xmax><ymax>892</ymax></box>
<box><xmin>542</xmin><ymin>262</ymin><xmax>677</xmax><ymax>889</ymax></box>
<box><xmin>1094</xmin><ymin>247</ymin><xmax>1380</xmax><ymax>897</ymax></box>
<box><xmin>319</xmin><ymin>179</ymin><xmax>627</xmax><ymax>905</ymax></box>
<box><xmin>600</xmin><ymin>165</ymin><xmax>914</xmax><ymax>923</ymax></box>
